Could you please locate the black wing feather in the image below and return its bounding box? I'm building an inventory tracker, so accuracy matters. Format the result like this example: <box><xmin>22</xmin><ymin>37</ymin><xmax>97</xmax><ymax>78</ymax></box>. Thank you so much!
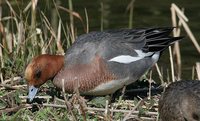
<box><xmin>143</xmin><ymin>27</ymin><xmax>183</xmax><ymax>52</ymax></box>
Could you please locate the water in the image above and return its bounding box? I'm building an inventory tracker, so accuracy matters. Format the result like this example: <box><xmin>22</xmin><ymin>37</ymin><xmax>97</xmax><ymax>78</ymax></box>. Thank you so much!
<box><xmin>1</xmin><ymin>0</ymin><xmax>200</xmax><ymax>80</ymax></box>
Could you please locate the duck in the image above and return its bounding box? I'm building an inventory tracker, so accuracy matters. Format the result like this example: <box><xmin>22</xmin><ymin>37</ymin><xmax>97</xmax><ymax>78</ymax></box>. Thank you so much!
<box><xmin>159</xmin><ymin>80</ymin><xmax>200</xmax><ymax>121</ymax></box>
<box><xmin>25</xmin><ymin>27</ymin><xmax>182</xmax><ymax>102</ymax></box>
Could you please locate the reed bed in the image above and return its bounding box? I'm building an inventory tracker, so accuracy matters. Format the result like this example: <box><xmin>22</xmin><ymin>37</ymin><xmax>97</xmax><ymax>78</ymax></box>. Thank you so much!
<box><xmin>0</xmin><ymin>1</ymin><xmax>199</xmax><ymax>120</ymax></box>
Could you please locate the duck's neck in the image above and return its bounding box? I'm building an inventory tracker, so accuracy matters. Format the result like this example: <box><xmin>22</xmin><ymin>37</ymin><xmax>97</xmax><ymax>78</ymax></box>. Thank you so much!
<box><xmin>51</xmin><ymin>55</ymin><xmax>64</xmax><ymax>76</ymax></box>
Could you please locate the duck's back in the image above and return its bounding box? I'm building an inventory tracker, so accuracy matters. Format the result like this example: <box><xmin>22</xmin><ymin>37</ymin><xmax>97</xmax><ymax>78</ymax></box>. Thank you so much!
<box><xmin>65</xmin><ymin>29</ymin><xmax>144</xmax><ymax>65</ymax></box>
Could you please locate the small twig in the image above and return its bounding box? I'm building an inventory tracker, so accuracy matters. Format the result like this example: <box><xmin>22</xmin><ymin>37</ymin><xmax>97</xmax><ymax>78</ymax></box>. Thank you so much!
<box><xmin>192</xmin><ymin>66</ymin><xmax>195</xmax><ymax>80</ymax></box>
<box><xmin>171</xmin><ymin>3</ymin><xmax>188</xmax><ymax>22</ymax></box>
<box><xmin>104</xmin><ymin>100</ymin><xmax>109</xmax><ymax>121</ymax></box>
<box><xmin>174</xmin><ymin>42</ymin><xmax>181</xmax><ymax>80</ymax></box>
<box><xmin>170</xmin><ymin>6</ymin><xmax>176</xmax><ymax>82</ymax></box>
<box><xmin>148</xmin><ymin>71</ymin><xmax>153</xmax><ymax>100</ymax></box>
<box><xmin>19</xmin><ymin>95</ymin><xmax>52</xmax><ymax>99</ymax></box>
<box><xmin>174</xmin><ymin>18</ymin><xmax>183</xmax><ymax>80</ymax></box>
<box><xmin>169</xmin><ymin>46</ymin><xmax>175</xmax><ymax>82</ymax></box>
<box><xmin>0</xmin><ymin>90</ymin><xmax>16</xmax><ymax>99</ymax></box>
<box><xmin>0</xmin><ymin>84</ymin><xmax>27</xmax><ymax>90</ymax></box>
<box><xmin>172</xmin><ymin>4</ymin><xmax>200</xmax><ymax>54</ymax></box>
<box><xmin>155</xmin><ymin>64</ymin><xmax>164</xmax><ymax>84</ymax></box>
<box><xmin>26</xmin><ymin>115</ymin><xmax>33</xmax><ymax>121</ymax></box>
<box><xmin>84</xmin><ymin>8</ymin><xmax>89</xmax><ymax>33</ymax></box>
<box><xmin>62</xmin><ymin>79</ymin><xmax>77</xmax><ymax>121</ymax></box>
<box><xmin>196</xmin><ymin>62</ymin><xmax>200</xmax><ymax>80</ymax></box>
<box><xmin>57</xmin><ymin>5</ymin><xmax>86</xmax><ymax>33</ymax></box>
<box><xmin>2</xmin><ymin>76</ymin><xmax>22</xmax><ymax>84</ymax></box>
<box><xmin>73</xmin><ymin>78</ymin><xmax>87</xmax><ymax>121</ymax></box>
<box><xmin>40</xmin><ymin>12</ymin><xmax>56</xmax><ymax>38</ymax></box>
<box><xmin>123</xmin><ymin>99</ymin><xmax>142</xmax><ymax>121</ymax></box>
<box><xmin>0</xmin><ymin>72</ymin><xmax>3</xmax><ymax>84</ymax></box>
<box><xmin>77</xmin><ymin>99</ymin><xmax>87</xmax><ymax>121</ymax></box>
<box><xmin>0</xmin><ymin>104</ymin><xmax>31</xmax><ymax>115</ymax></box>
<box><xmin>23</xmin><ymin>1</ymin><xmax>32</xmax><ymax>13</ymax></box>
<box><xmin>110</xmin><ymin>106</ymin><xmax>114</xmax><ymax>119</ymax></box>
<box><xmin>156</xmin><ymin>113</ymin><xmax>160</xmax><ymax>121</ymax></box>
<box><xmin>171</xmin><ymin>6</ymin><xmax>182</xmax><ymax>80</ymax></box>
<box><xmin>118</xmin><ymin>85</ymin><xmax>126</xmax><ymax>103</ymax></box>
<box><xmin>56</xmin><ymin>19</ymin><xmax>64</xmax><ymax>54</ymax></box>
<box><xmin>179</xmin><ymin>17</ymin><xmax>200</xmax><ymax>54</ymax></box>
<box><xmin>127</xmin><ymin>0</ymin><xmax>135</xmax><ymax>29</ymax></box>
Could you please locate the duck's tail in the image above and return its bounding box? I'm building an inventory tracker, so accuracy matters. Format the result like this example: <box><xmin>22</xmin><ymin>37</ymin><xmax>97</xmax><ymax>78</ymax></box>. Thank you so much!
<box><xmin>142</xmin><ymin>27</ymin><xmax>183</xmax><ymax>52</ymax></box>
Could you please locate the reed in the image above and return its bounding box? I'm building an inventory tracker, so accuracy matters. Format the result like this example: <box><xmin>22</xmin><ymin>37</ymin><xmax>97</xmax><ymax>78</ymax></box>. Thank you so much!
<box><xmin>127</xmin><ymin>0</ymin><xmax>135</xmax><ymax>29</ymax></box>
<box><xmin>167</xmin><ymin>3</ymin><xmax>200</xmax><ymax>82</ymax></box>
<box><xmin>196</xmin><ymin>62</ymin><xmax>200</xmax><ymax>80</ymax></box>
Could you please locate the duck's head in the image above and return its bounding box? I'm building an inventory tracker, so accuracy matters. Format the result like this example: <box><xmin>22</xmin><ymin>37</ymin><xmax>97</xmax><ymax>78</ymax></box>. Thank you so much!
<box><xmin>24</xmin><ymin>54</ymin><xmax>64</xmax><ymax>103</ymax></box>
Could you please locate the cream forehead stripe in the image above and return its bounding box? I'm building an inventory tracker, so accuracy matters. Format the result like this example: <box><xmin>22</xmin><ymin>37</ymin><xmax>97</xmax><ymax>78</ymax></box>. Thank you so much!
<box><xmin>108</xmin><ymin>50</ymin><xmax>159</xmax><ymax>64</ymax></box>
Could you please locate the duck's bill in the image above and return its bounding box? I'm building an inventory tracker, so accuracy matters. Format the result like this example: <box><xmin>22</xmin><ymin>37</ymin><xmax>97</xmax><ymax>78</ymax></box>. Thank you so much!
<box><xmin>27</xmin><ymin>85</ymin><xmax>38</xmax><ymax>103</ymax></box>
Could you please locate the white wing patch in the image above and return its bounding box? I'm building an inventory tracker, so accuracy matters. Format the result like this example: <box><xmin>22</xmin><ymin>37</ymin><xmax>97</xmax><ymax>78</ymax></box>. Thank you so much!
<box><xmin>108</xmin><ymin>55</ymin><xmax>143</xmax><ymax>64</ymax></box>
<box><xmin>108</xmin><ymin>49</ymin><xmax>159</xmax><ymax>64</ymax></box>
<box><xmin>135</xmin><ymin>50</ymin><xmax>153</xmax><ymax>57</ymax></box>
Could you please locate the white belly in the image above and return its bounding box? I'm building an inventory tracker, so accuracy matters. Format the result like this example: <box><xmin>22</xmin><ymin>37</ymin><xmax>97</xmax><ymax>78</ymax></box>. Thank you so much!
<box><xmin>83</xmin><ymin>77</ymin><xmax>134</xmax><ymax>95</ymax></box>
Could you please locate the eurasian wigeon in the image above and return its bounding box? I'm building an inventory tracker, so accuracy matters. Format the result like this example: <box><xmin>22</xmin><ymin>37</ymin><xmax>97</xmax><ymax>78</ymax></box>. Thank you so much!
<box><xmin>159</xmin><ymin>80</ymin><xmax>200</xmax><ymax>121</ymax></box>
<box><xmin>25</xmin><ymin>27</ymin><xmax>182</xmax><ymax>102</ymax></box>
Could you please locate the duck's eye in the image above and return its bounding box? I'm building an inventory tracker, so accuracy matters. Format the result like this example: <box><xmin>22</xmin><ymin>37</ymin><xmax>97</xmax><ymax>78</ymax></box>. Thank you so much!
<box><xmin>31</xmin><ymin>89</ymin><xmax>34</xmax><ymax>92</ymax></box>
<box><xmin>34</xmin><ymin>68</ymin><xmax>42</xmax><ymax>80</ymax></box>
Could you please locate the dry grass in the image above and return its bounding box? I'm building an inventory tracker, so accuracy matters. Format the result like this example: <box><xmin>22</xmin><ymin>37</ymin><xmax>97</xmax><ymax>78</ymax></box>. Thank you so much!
<box><xmin>0</xmin><ymin>1</ymin><xmax>199</xmax><ymax>121</ymax></box>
